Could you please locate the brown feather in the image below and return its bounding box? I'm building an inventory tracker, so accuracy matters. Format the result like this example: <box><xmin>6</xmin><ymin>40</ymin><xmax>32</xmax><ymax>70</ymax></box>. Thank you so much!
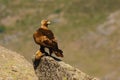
<box><xmin>33</xmin><ymin>20</ymin><xmax>63</xmax><ymax>57</ymax></box>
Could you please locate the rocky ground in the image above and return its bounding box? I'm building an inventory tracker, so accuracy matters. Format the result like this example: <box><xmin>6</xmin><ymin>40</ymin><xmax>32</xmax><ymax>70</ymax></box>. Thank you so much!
<box><xmin>33</xmin><ymin>56</ymin><xmax>99</xmax><ymax>80</ymax></box>
<box><xmin>0</xmin><ymin>45</ymin><xmax>99</xmax><ymax>80</ymax></box>
<box><xmin>0</xmin><ymin>46</ymin><xmax>38</xmax><ymax>80</ymax></box>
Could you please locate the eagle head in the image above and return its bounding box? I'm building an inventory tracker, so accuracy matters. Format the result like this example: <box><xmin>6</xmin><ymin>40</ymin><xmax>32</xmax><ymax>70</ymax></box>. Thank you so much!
<box><xmin>41</xmin><ymin>19</ymin><xmax>51</xmax><ymax>26</ymax></box>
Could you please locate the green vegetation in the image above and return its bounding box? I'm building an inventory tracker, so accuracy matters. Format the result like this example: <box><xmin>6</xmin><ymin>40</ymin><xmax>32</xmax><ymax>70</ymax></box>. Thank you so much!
<box><xmin>0</xmin><ymin>25</ymin><xmax>6</xmax><ymax>33</ymax></box>
<box><xmin>0</xmin><ymin>0</ymin><xmax>120</xmax><ymax>79</ymax></box>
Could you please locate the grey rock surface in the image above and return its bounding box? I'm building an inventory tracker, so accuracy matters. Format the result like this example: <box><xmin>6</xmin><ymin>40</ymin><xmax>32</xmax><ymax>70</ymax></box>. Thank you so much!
<box><xmin>33</xmin><ymin>56</ymin><xmax>99</xmax><ymax>80</ymax></box>
<box><xmin>0</xmin><ymin>46</ymin><xmax>38</xmax><ymax>80</ymax></box>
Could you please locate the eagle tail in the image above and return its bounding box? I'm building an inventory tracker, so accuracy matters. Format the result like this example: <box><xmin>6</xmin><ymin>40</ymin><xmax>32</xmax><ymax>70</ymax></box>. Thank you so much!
<box><xmin>54</xmin><ymin>49</ymin><xmax>64</xmax><ymax>57</ymax></box>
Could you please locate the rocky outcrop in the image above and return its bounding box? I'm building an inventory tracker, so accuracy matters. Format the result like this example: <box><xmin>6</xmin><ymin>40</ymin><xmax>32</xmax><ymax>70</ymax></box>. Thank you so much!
<box><xmin>33</xmin><ymin>56</ymin><xmax>99</xmax><ymax>80</ymax></box>
<box><xmin>0</xmin><ymin>46</ymin><xmax>38</xmax><ymax>80</ymax></box>
<box><xmin>0</xmin><ymin>45</ymin><xmax>99</xmax><ymax>80</ymax></box>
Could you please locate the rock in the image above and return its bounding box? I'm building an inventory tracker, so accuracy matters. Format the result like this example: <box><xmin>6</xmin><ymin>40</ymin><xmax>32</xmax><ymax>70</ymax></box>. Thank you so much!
<box><xmin>0</xmin><ymin>46</ymin><xmax>38</xmax><ymax>80</ymax></box>
<box><xmin>33</xmin><ymin>56</ymin><xmax>99</xmax><ymax>80</ymax></box>
<box><xmin>0</xmin><ymin>45</ymin><xmax>99</xmax><ymax>80</ymax></box>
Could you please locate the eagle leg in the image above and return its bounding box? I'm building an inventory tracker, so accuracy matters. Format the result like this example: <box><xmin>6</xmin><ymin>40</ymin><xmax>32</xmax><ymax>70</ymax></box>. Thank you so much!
<box><xmin>40</xmin><ymin>46</ymin><xmax>49</xmax><ymax>56</ymax></box>
<box><xmin>49</xmin><ymin>48</ymin><xmax>53</xmax><ymax>56</ymax></box>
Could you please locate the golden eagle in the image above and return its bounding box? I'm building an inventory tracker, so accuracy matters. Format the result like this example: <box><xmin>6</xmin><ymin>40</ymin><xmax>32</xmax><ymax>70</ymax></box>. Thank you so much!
<box><xmin>33</xmin><ymin>20</ymin><xmax>63</xmax><ymax>57</ymax></box>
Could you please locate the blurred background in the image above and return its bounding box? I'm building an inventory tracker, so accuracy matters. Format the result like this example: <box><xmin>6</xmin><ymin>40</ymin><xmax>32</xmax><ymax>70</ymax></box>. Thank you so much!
<box><xmin>0</xmin><ymin>0</ymin><xmax>120</xmax><ymax>80</ymax></box>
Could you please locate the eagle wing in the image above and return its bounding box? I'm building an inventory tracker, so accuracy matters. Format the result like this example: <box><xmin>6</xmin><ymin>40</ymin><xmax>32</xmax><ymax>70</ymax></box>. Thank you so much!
<box><xmin>33</xmin><ymin>28</ymin><xmax>58</xmax><ymax>50</ymax></box>
<box><xmin>43</xmin><ymin>37</ymin><xmax>58</xmax><ymax>49</ymax></box>
<box><xmin>42</xmin><ymin>30</ymin><xmax>59</xmax><ymax>50</ymax></box>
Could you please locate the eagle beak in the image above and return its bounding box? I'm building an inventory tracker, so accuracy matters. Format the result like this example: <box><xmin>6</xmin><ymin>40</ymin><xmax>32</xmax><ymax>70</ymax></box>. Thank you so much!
<box><xmin>47</xmin><ymin>21</ymin><xmax>51</xmax><ymax>25</ymax></box>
